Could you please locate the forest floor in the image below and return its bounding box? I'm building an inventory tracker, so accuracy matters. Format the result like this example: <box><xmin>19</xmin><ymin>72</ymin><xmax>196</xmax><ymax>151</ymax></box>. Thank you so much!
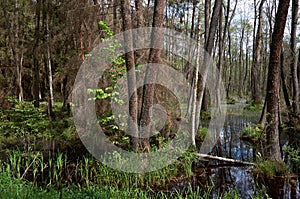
<box><xmin>0</xmin><ymin>99</ymin><xmax>298</xmax><ymax>198</ymax></box>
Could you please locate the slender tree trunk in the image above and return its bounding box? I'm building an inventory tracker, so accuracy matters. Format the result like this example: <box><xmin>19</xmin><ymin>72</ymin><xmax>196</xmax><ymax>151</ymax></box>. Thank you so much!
<box><xmin>14</xmin><ymin>0</ymin><xmax>23</xmax><ymax>101</ymax></box>
<box><xmin>194</xmin><ymin>9</ymin><xmax>202</xmax><ymax>126</ymax></box>
<box><xmin>201</xmin><ymin>0</ymin><xmax>213</xmax><ymax>114</ymax></box>
<box><xmin>45</xmin><ymin>0</ymin><xmax>54</xmax><ymax>116</ymax></box>
<box><xmin>187</xmin><ymin>0</ymin><xmax>199</xmax><ymax>129</ymax></box>
<box><xmin>243</xmin><ymin>31</ymin><xmax>250</xmax><ymax>95</ymax></box>
<box><xmin>290</xmin><ymin>0</ymin><xmax>299</xmax><ymax>116</ymax></box>
<box><xmin>194</xmin><ymin>0</ymin><xmax>222</xmax><ymax>139</ymax></box>
<box><xmin>1</xmin><ymin>0</ymin><xmax>23</xmax><ymax>101</ymax></box>
<box><xmin>139</xmin><ymin>0</ymin><xmax>166</xmax><ymax>152</ymax></box>
<box><xmin>33</xmin><ymin>0</ymin><xmax>42</xmax><ymax>108</ymax></box>
<box><xmin>223</xmin><ymin>0</ymin><xmax>237</xmax><ymax>99</ymax></box>
<box><xmin>265</xmin><ymin>0</ymin><xmax>290</xmax><ymax>161</ymax></box>
<box><xmin>134</xmin><ymin>0</ymin><xmax>145</xmax><ymax>63</ymax></box>
<box><xmin>113</xmin><ymin>0</ymin><xmax>118</xmax><ymax>33</ymax></box>
<box><xmin>120</xmin><ymin>0</ymin><xmax>139</xmax><ymax>151</ymax></box>
<box><xmin>238</xmin><ymin>26</ymin><xmax>245</xmax><ymax>97</ymax></box>
<box><xmin>216</xmin><ymin>1</ymin><xmax>223</xmax><ymax>109</ymax></box>
<box><xmin>252</xmin><ymin>0</ymin><xmax>266</xmax><ymax>104</ymax></box>
<box><xmin>204</xmin><ymin>0</ymin><xmax>211</xmax><ymax>45</ymax></box>
<box><xmin>281</xmin><ymin>52</ymin><xmax>292</xmax><ymax>113</ymax></box>
<box><xmin>191</xmin><ymin>20</ymin><xmax>203</xmax><ymax>147</ymax></box>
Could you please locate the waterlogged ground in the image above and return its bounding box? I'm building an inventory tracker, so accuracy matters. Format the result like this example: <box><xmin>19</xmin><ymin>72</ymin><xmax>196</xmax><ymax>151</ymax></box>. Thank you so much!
<box><xmin>1</xmin><ymin>101</ymin><xmax>300</xmax><ymax>198</ymax></box>
<box><xmin>208</xmin><ymin>104</ymin><xmax>258</xmax><ymax>198</ymax></box>
<box><xmin>199</xmin><ymin>104</ymin><xmax>300</xmax><ymax>198</ymax></box>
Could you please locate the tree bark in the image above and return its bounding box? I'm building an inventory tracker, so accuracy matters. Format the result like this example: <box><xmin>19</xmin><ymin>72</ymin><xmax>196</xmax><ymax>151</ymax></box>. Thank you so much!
<box><xmin>265</xmin><ymin>0</ymin><xmax>290</xmax><ymax>161</ymax></box>
<box><xmin>120</xmin><ymin>0</ymin><xmax>139</xmax><ymax>151</ymax></box>
<box><xmin>45</xmin><ymin>0</ymin><xmax>54</xmax><ymax>116</ymax></box>
<box><xmin>197</xmin><ymin>0</ymin><xmax>222</xmax><ymax>108</ymax></box>
<box><xmin>134</xmin><ymin>0</ymin><xmax>146</xmax><ymax>63</ymax></box>
<box><xmin>191</xmin><ymin>0</ymin><xmax>221</xmax><ymax>146</ymax></box>
<box><xmin>204</xmin><ymin>0</ymin><xmax>211</xmax><ymax>45</ymax></box>
<box><xmin>113</xmin><ymin>0</ymin><xmax>118</xmax><ymax>33</ymax></box>
<box><xmin>1</xmin><ymin>0</ymin><xmax>23</xmax><ymax>101</ymax></box>
<box><xmin>281</xmin><ymin>52</ymin><xmax>292</xmax><ymax>113</ymax></box>
<box><xmin>290</xmin><ymin>0</ymin><xmax>299</xmax><ymax>116</ymax></box>
<box><xmin>216</xmin><ymin>1</ymin><xmax>223</xmax><ymax>109</ymax></box>
<box><xmin>33</xmin><ymin>0</ymin><xmax>42</xmax><ymax>108</ymax></box>
<box><xmin>251</xmin><ymin>0</ymin><xmax>266</xmax><ymax>105</ymax></box>
<box><xmin>139</xmin><ymin>0</ymin><xmax>166</xmax><ymax>152</ymax></box>
<box><xmin>191</xmin><ymin>20</ymin><xmax>203</xmax><ymax>147</ymax></box>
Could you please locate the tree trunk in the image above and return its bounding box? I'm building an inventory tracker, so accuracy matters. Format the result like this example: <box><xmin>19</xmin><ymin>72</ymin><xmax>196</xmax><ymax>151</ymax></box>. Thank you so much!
<box><xmin>134</xmin><ymin>0</ymin><xmax>146</xmax><ymax>63</ymax></box>
<box><xmin>120</xmin><ymin>0</ymin><xmax>139</xmax><ymax>151</ymax></box>
<box><xmin>45</xmin><ymin>0</ymin><xmax>54</xmax><ymax>116</ymax></box>
<box><xmin>216</xmin><ymin>1</ymin><xmax>223</xmax><ymax>109</ymax></box>
<box><xmin>223</xmin><ymin>0</ymin><xmax>237</xmax><ymax>98</ymax></box>
<box><xmin>1</xmin><ymin>0</ymin><xmax>23</xmax><ymax>101</ymax></box>
<box><xmin>265</xmin><ymin>0</ymin><xmax>290</xmax><ymax>161</ymax></box>
<box><xmin>251</xmin><ymin>0</ymin><xmax>266</xmax><ymax>105</ymax></box>
<box><xmin>113</xmin><ymin>0</ymin><xmax>118</xmax><ymax>33</ymax></box>
<box><xmin>290</xmin><ymin>0</ymin><xmax>299</xmax><ymax>116</ymax></box>
<box><xmin>139</xmin><ymin>0</ymin><xmax>166</xmax><ymax>152</ymax></box>
<box><xmin>204</xmin><ymin>0</ymin><xmax>211</xmax><ymax>45</ymax></box>
<box><xmin>33</xmin><ymin>0</ymin><xmax>42</xmax><ymax>108</ymax></box>
<box><xmin>280</xmin><ymin>52</ymin><xmax>292</xmax><ymax>113</ymax></box>
<box><xmin>191</xmin><ymin>21</ymin><xmax>203</xmax><ymax>147</ymax></box>
<box><xmin>191</xmin><ymin>0</ymin><xmax>221</xmax><ymax>146</ymax></box>
<box><xmin>238</xmin><ymin>26</ymin><xmax>245</xmax><ymax>97</ymax></box>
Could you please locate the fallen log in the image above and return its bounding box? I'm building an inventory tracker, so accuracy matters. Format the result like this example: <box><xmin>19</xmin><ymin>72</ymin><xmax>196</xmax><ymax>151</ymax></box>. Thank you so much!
<box><xmin>196</xmin><ymin>153</ymin><xmax>256</xmax><ymax>166</ymax></box>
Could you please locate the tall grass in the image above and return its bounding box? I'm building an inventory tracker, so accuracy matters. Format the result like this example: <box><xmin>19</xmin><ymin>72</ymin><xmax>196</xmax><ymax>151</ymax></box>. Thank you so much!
<box><xmin>1</xmin><ymin>148</ymin><xmax>209</xmax><ymax>197</ymax></box>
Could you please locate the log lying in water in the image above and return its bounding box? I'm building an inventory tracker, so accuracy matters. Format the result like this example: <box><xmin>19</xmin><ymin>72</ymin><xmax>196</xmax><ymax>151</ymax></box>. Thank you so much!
<box><xmin>196</xmin><ymin>153</ymin><xmax>256</xmax><ymax>166</ymax></box>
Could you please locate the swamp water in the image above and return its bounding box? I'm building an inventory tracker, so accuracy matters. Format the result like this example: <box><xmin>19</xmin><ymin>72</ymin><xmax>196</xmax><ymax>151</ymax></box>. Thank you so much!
<box><xmin>180</xmin><ymin>104</ymin><xmax>300</xmax><ymax>198</ymax></box>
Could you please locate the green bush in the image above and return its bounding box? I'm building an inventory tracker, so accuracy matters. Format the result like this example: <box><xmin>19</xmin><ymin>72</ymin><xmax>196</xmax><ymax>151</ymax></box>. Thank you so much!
<box><xmin>0</xmin><ymin>98</ymin><xmax>49</xmax><ymax>137</ymax></box>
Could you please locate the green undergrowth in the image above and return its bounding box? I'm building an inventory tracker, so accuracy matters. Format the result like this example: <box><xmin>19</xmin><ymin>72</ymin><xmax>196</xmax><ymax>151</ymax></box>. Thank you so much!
<box><xmin>0</xmin><ymin>148</ymin><xmax>215</xmax><ymax>198</ymax></box>
<box><xmin>0</xmin><ymin>172</ymin><xmax>209</xmax><ymax>199</ymax></box>
<box><xmin>243</xmin><ymin>100</ymin><xmax>263</xmax><ymax>111</ymax></box>
<box><xmin>226</xmin><ymin>97</ymin><xmax>236</xmax><ymax>105</ymax></box>
<box><xmin>0</xmin><ymin>98</ymin><xmax>277</xmax><ymax>198</ymax></box>
<box><xmin>253</xmin><ymin>159</ymin><xmax>289</xmax><ymax>179</ymax></box>
<box><xmin>241</xmin><ymin>123</ymin><xmax>265</xmax><ymax>143</ymax></box>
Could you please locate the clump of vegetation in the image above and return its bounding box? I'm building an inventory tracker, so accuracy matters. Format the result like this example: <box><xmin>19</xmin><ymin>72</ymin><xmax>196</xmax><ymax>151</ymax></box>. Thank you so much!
<box><xmin>222</xmin><ymin>188</ymin><xmax>240</xmax><ymax>199</ymax></box>
<box><xmin>241</xmin><ymin>124</ymin><xmax>265</xmax><ymax>143</ymax></box>
<box><xmin>0</xmin><ymin>98</ymin><xmax>79</xmax><ymax>153</ymax></box>
<box><xmin>200</xmin><ymin>110</ymin><xmax>211</xmax><ymax>120</ymax></box>
<box><xmin>0</xmin><ymin>97</ymin><xmax>50</xmax><ymax>137</ymax></box>
<box><xmin>283</xmin><ymin>146</ymin><xmax>300</xmax><ymax>172</ymax></box>
<box><xmin>196</xmin><ymin>127</ymin><xmax>209</xmax><ymax>143</ymax></box>
<box><xmin>253</xmin><ymin>152</ymin><xmax>289</xmax><ymax>179</ymax></box>
<box><xmin>252</xmin><ymin>183</ymin><xmax>272</xmax><ymax>199</ymax></box>
<box><xmin>226</xmin><ymin>97</ymin><xmax>236</xmax><ymax>105</ymax></box>
<box><xmin>243</xmin><ymin>100</ymin><xmax>261</xmax><ymax>111</ymax></box>
<box><xmin>252</xmin><ymin>153</ymin><xmax>291</xmax><ymax>199</ymax></box>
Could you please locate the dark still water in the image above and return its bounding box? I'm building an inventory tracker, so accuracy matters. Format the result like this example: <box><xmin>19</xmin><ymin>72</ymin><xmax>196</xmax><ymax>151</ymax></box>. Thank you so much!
<box><xmin>200</xmin><ymin>104</ymin><xmax>300</xmax><ymax>199</ymax></box>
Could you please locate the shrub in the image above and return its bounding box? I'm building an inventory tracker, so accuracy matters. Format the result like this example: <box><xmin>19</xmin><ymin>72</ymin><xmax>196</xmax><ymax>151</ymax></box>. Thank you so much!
<box><xmin>0</xmin><ymin>97</ymin><xmax>49</xmax><ymax>137</ymax></box>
